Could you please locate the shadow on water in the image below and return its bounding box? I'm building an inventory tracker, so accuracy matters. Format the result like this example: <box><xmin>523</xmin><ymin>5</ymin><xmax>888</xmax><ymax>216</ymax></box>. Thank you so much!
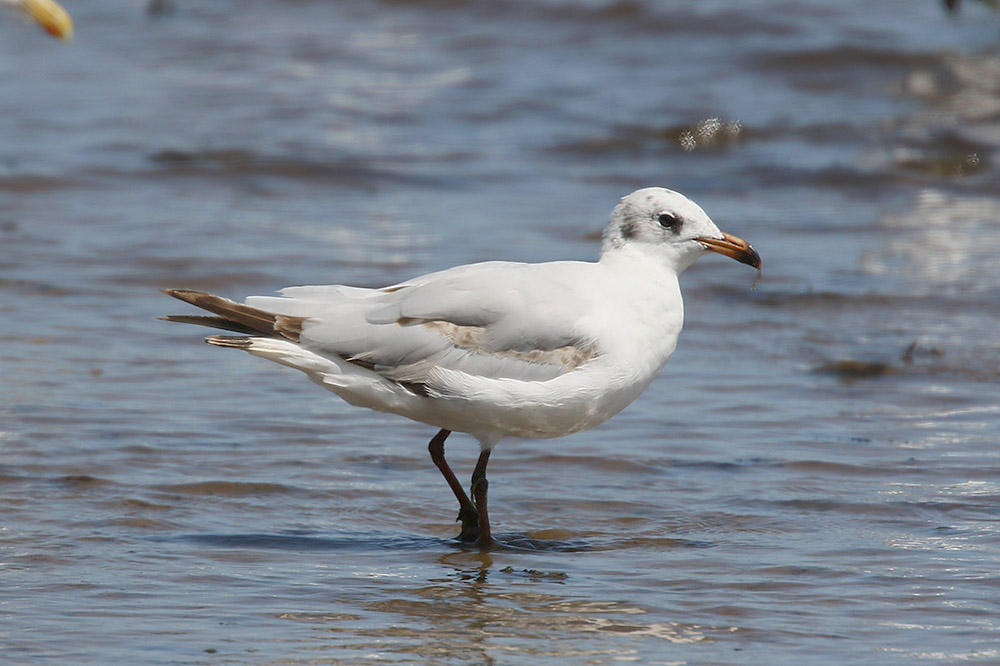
<box><xmin>166</xmin><ymin>530</ymin><xmax>716</xmax><ymax>554</ymax></box>
<box><xmin>169</xmin><ymin>531</ymin><xmax>445</xmax><ymax>552</ymax></box>
<box><xmin>496</xmin><ymin>533</ymin><xmax>716</xmax><ymax>553</ymax></box>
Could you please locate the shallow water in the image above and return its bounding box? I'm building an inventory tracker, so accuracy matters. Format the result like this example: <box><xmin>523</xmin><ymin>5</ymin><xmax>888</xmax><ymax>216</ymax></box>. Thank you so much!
<box><xmin>3</xmin><ymin>1</ymin><xmax>1000</xmax><ymax>664</ymax></box>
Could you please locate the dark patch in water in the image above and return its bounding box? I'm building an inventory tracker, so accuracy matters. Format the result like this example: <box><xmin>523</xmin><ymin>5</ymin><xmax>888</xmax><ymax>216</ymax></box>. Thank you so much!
<box><xmin>146</xmin><ymin>148</ymin><xmax>460</xmax><ymax>189</ymax></box>
<box><xmin>894</xmin><ymin>131</ymin><xmax>988</xmax><ymax>178</ymax></box>
<box><xmin>816</xmin><ymin>359</ymin><xmax>894</xmax><ymax>380</ymax></box>
<box><xmin>55</xmin><ymin>475</ymin><xmax>111</xmax><ymax>488</ymax></box>
<box><xmin>172</xmin><ymin>531</ymin><xmax>443</xmax><ymax>552</ymax></box>
<box><xmin>0</xmin><ymin>278</ymin><xmax>71</xmax><ymax>296</ymax></box>
<box><xmin>901</xmin><ymin>340</ymin><xmax>945</xmax><ymax>364</ymax></box>
<box><xmin>0</xmin><ymin>174</ymin><xmax>78</xmax><ymax>193</ymax></box>
<box><xmin>492</xmin><ymin>533</ymin><xmax>715</xmax><ymax>553</ymax></box>
<box><xmin>498</xmin><ymin>566</ymin><xmax>568</xmax><ymax>581</ymax></box>
<box><xmin>154</xmin><ymin>480</ymin><xmax>299</xmax><ymax>496</ymax></box>
<box><xmin>544</xmin><ymin>118</ymin><xmax>745</xmax><ymax>158</ymax></box>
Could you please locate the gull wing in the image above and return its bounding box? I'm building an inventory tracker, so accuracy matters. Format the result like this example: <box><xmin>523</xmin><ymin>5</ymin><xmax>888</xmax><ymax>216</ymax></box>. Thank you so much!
<box><xmin>244</xmin><ymin>261</ymin><xmax>601</xmax><ymax>387</ymax></box>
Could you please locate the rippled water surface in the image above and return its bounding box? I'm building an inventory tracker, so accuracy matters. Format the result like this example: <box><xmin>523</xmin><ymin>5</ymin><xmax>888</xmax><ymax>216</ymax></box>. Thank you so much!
<box><xmin>3</xmin><ymin>1</ymin><xmax>1000</xmax><ymax>664</ymax></box>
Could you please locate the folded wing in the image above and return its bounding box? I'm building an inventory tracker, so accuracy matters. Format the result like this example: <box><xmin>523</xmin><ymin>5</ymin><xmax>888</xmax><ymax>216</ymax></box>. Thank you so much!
<box><xmin>237</xmin><ymin>261</ymin><xmax>599</xmax><ymax>388</ymax></box>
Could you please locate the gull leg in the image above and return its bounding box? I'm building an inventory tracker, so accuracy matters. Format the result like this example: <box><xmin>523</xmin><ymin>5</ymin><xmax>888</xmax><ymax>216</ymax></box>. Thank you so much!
<box><xmin>428</xmin><ymin>429</ymin><xmax>480</xmax><ymax>542</ymax></box>
<box><xmin>471</xmin><ymin>449</ymin><xmax>492</xmax><ymax>546</ymax></box>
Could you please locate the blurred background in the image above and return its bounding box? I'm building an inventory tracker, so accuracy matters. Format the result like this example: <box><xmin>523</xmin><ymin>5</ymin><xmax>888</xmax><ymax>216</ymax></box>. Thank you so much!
<box><xmin>2</xmin><ymin>1</ymin><xmax>999</xmax><ymax>664</ymax></box>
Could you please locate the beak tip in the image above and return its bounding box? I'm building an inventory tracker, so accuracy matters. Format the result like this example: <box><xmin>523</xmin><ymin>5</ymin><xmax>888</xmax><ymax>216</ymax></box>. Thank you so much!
<box><xmin>696</xmin><ymin>233</ymin><xmax>762</xmax><ymax>270</ymax></box>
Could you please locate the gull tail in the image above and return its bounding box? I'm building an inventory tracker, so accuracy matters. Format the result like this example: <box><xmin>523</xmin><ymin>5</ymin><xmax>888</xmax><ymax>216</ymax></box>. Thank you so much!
<box><xmin>203</xmin><ymin>335</ymin><xmax>254</xmax><ymax>349</ymax></box>
<box><xmin>161</xmin><ymin>288</ymin><xmax>305</xmax><ymax>345</ymax></box>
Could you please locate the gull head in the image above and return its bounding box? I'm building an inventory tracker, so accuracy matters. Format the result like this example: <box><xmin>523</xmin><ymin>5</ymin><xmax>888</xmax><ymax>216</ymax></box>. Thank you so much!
<box><xmin>602</xmin><ymin>187</ymin><xmax>761</xmax><ymax>273</ymax></box>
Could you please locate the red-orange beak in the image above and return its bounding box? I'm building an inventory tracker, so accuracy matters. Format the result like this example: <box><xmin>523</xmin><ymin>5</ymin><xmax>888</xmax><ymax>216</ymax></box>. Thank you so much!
<box><xmin>696</xmin><ymin>232</ymin><xmax>762</xmax><ymax>269</ymax></box>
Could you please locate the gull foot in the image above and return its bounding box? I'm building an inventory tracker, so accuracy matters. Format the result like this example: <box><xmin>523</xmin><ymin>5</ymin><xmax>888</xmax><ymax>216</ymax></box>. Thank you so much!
<box><xmin>456</xmin><ymin>506</ymin><xmax>480</xmax><ymax>543</ymax></box>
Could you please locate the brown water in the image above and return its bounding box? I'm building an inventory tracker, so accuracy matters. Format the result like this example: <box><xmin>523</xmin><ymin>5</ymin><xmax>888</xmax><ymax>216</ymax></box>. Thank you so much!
<box><xmin>3</xmin><ymin>1</ymin><xmax>1000</xmax><ymax>664</ymax></box>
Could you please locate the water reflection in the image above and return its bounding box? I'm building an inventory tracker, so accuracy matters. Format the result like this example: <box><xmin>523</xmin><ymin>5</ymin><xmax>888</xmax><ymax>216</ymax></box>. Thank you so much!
<box><xmin>277</xmin><ymin>554</ymin><xmax>733</xmax><ymax>664</ymax></box>
<box><xmin>864</xmin><ymin>189</ymin><xmax>1000</xmax><ymax>295</ymax></box>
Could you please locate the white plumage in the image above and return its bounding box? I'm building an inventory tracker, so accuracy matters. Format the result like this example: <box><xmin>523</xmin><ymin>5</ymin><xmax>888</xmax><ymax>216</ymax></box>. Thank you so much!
<box><xmin>165</xmin><ymin>187</ymin><xmax>761</xmax><ymax>545</ymax></box>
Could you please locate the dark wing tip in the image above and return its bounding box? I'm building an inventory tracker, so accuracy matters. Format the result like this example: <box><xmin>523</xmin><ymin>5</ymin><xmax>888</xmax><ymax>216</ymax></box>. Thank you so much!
<box><xmin>160</xmin><ymin>288</ymin><xmax>304</xmax><ymax>342</ymax></box>
<box><xmin>160</xmin><ymin>314</ymin><xmax>261</xmax><ymax>335</ymax></box>
<box><xmin>162</xmin><ymin>288</ymin><xmax>217</xmax><ymax>307</ymax></box>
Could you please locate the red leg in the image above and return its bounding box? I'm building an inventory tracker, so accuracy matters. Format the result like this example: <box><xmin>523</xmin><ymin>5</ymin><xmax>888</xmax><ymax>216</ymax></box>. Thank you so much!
<box><xmin>471</xmin><ymin>448</ymin><xmax>492</xmax><ymax>546</ymax></box>
<box><xmin>428</xmin><ymin>429</ymin><xmax>479</xmax><ymax>542</ymax></box>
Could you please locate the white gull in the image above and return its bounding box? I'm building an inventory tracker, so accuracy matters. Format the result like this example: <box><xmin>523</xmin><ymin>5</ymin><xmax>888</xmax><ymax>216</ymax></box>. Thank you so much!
<box><xmin>164</xmin><ymin>187</ymin><xmax>761</xmax><ymax>546</ymax></box>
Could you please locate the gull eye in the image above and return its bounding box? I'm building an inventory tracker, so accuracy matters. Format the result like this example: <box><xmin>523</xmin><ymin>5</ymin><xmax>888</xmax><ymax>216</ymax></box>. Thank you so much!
<box><xmin>657</xmin><ymin>212</ymin><xmax>681</xmax><ymax>229</ymax></box>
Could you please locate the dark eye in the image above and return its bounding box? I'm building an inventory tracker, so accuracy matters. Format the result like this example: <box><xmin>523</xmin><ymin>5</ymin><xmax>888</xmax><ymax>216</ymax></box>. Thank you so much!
<box><xmin>657</xmin><ymin>212</ymin><xmax>681</xmax><ymax>229</ymax></box>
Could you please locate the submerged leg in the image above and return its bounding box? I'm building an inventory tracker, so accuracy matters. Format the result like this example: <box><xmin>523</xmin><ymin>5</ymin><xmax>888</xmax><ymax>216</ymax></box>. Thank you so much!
<box><xmin>428</xmin><ymin>429</ymin><xmax>480</xmax><ymax>542</ymax></box>
<box><xmin>471</xmin><ymin>449</ymin><xmax>492</xmax><ymax>546</ymax></box>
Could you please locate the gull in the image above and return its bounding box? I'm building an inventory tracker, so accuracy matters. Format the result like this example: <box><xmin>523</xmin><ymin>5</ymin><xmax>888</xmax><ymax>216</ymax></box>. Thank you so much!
<box><xmin>1</xmin><ymin>0</ymin><xmax>73</xmax><ymax>40</ymax></box>
<box><xmin>163</xmin><ymin>187</ymin><xmax>761</xmax><ymax>546</ymax></box>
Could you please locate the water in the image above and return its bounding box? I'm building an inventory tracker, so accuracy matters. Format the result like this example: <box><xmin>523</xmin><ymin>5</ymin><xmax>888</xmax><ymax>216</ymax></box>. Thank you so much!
<box><xmin>3</xmin><ymin>1</ymin><xmax>1000</xmax><ymax>663</ymax></box>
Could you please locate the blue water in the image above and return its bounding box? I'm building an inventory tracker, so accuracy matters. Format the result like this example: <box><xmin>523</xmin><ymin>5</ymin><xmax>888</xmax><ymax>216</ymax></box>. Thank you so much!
<box><xmin>3</xmin><ymin>1</ymin><xmax>1000</xmax><ymax>663</ymax></box>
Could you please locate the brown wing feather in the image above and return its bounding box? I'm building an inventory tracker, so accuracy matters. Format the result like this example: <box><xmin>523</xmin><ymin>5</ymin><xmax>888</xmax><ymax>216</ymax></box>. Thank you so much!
<box><xmin>162</xmin><ymin>289</ymin><xmax>304</xmax><ymax>342</ymax></box>
<box><xmin>159</xmin><ymin>314</ymin><xmax>260</xmax><ymax>335</ymax></box>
